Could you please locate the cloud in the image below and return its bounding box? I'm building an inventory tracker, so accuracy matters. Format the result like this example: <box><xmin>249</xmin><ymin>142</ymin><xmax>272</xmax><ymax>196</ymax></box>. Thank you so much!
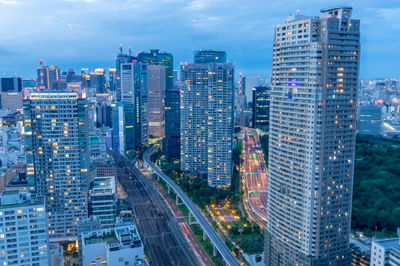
<box><xmin>0</xmin><ymin>0</ymin><xmax>399</xmax><ymax>78</ymax></box>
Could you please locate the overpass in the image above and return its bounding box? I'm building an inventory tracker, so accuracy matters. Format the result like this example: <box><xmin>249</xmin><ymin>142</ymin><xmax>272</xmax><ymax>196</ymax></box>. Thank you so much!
<box><xmin>143</xmin><ymin>146</ymin><xmax>241</xmax><ymax>266</ymax></box>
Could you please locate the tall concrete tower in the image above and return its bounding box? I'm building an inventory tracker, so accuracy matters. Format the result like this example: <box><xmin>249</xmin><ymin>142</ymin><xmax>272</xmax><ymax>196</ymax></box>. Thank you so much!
<box><xmin>265</xmin><ymin>7</ymin><xmax>360</xmax><ymax>265</ymax></box>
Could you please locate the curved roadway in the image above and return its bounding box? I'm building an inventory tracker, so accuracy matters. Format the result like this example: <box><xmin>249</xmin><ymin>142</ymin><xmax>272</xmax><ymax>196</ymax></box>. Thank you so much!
<box><xmin>143</xmin><ymin>146</ymin><xmax>241</xmax><ymax>266</ymax></box>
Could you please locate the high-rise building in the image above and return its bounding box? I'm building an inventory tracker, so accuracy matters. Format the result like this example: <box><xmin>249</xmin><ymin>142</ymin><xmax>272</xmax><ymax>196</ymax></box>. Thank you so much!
<box><xmin>96</xmin><ymin>104</ymin><xmax>113</xmax><ymax>128</ymax></box>
<box><xmin>147</xmin><ymin>65</ymin><xmax>166</xmax><ymax>138</ymax></box>
<box><xmin>252</xmin><ymin>86</ymin><xmax>271</xmax><ymax>130</ymax></box>
<box><xmin>115</xmin><ymin>47</ymin><xmax>135</xmax><ymax>101</ymax></box>
<box><xmin>89</xmin><ymin>68</ymin><xmax>106</xmax><ymax>94</ymax></box>
<box><xmin>180</xmin><ymin>55</ymin><xmax>234</xmax><ymax>188</ymax></box>
<box><xmin>243</xmin><ymin>76</ymin><xmax>261</xmax><ymax>105</ymax></box>
<box><xmin>265</xmin><ymin>7</ymin><xmax>360</xmax><ymax>265</ymax></box>
<box><xmin>194</xmin><ymin>50</ymin><xmax>227</xmax><ymax>64</ymax></box>
<box><xmin>0</xmin><ymin>190</ymin><xmax>49</xmax><ymax>266</ymax></box>
<box><xmin>112</xmin><ymin>102</ymin><xmax>135</xmax><ymax>154</ymax></box>
<box><xmin>89</xmin><ymin>176</ymin><xmax>117</xmax><ymax>228</ymax></box>
<box><xmin>108</xmin><ymin>68</ymin><xmax>117</xmax><ymax>91</ymax></box>
<box><xmin>0</xmin><ymin>77</ymin><xmax>22</xmax><ymax>92</ymax></box>
<box><xmin>358</xmin><ymin>104</ymin><xmax>382</xmax><ymax>136</ymax></box>
<box><xmin>120</xmin><ymin>62</ymin><xmax>148</xmax><ymax>150</ymax></box>
<box><xmin>137</xmin><ymin>49</ymin><xmax>179</xmax><ymax>160</ymax></box>
<box><xmin>164</xmin><ymin>88</ymin><xmax>180</xmax><ymax>161</ymax></box>
<box><xmin>24</xmin><ymin>91</ymin><xmax>89</xmax><ymax>241</ymax></box>
<box><xmin>36</xmin><ymin>65</ymin><xmax>60</xmax><ymax>89</ymax></box>
<box><xmin>137</xmin><ymin>49</ymin><xmax>173</xmax><ymax>91</ymax></box>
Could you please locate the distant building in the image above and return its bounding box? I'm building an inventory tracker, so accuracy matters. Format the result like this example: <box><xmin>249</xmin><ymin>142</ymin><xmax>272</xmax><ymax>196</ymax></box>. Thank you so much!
<box><xmin>89</xmin><ymin>176</ymin><xmax>117</xmax><ymax>228</ymax></box>
<box><xmin>137</xmin><ymin>49</ymin><xmax>179</xmax><ymax>159</ymax></box>
<box><xmin>194</xmin><ymin>50</ymin><xmax>227</xmax><ymax>64</ymax></box>
<box><xmin>120</xmin><ymin>62</ymin><xmax>148</xmax><ymax>150</ymax></box>
<box><xmin>359</xmin><ymin>104</ymin><xmax>382</xmax><ymax>135</ymax></box>
<box><xmin>36</xmin><ymin>65</ymin><xmax>60</xmax><ymax>89</ymax></box>
<box><xmin>115</xmin><ymin>47</ymin><xmax>135</xmax><ymax>101</ymax></box>
<box><xmin>243</xmin><ymin>76</ymin><xmax>260</xmax><ymax>105</ymax></box>
<box><xmin>90</xmin><ymin>68</ymin><xmax>106</xmax><ymax>93</ymax></box>
<box><xmin>252</xmin><ymin>86</ymin><xmax>271</xmax><ymax>130</ymax></box>
<box><xmin>147</xmin><ymin>65</ymin><xmax>166</xmax><ymax>138</ymax></box>
<box><xmin>112</xmin><ymin>102</ymin><xmax>135</xmax><ymax>154</ymax></box>
<box><xmin>96</xmin><ymin>104</ymin><xmax>113</xmax><ymax>128</ymax></box>
<box><xmin>81</xmin><ymin>215</ymin><xmax>145</xmax><ymax>266</ymax></box>
<box><xmin>163</xmin><ymin>88</ymin><xmax>180</xmax><ymax>161</ymax></box>
<box><xmin>180</xmin><ymin>53</ymin><xmax>234</xmax><ymax>188</ymax></box>
<box><xmin>24</xmin><ymin>91</ymin><xmax>89</xmax><ymax>241</ymax></box>
<box><xmin>371</xmin><ymin>231</ymin><xmax>400</xmax><ymax>266</ymax></box>
<box><xmin>0</xmin><ymin>190</ymin><xmax>49</xmax><ymax>265</ymax></box>
<box><xmin>0</xmin><ymin>77</ymin><xmax>22</xmax><ymax>92</ymax></box>
<box><xmin>108</xmin><ymin>68</ymin><xmax>117</xmax><ymax>91</ymax></box>
<box><xmin>0</xmin><ymin>92</ymin><xmax>23</xmax><ymax>111</ymax></box>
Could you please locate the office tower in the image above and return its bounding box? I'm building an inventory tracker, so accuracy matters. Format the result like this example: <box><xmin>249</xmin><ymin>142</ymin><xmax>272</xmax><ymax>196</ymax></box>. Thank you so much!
<box><xmin>0</xmin><ymin>190</ymin><xmax>49</xmax><ymax>265</ymax></box>
<box><xmin>89</xmin><ymin>68</ymin><xmax>106</xmax><ymax>94</ymax></box>
<box><xmin>89</xmin><ymin>176</ymin><xmax>117</xmax><ymax>228</ymax></box>
<box><xmin>243</xmin><ymin>76</ymin><xmax>260</xmax><ymax>106</ymax></box>
<box><xmin>120</xmin><ymin>62</ymin><xmax>148</xmax><ymax>150</ymax></box>
<box><xmin>252</xmin><ymin>86</ymin><xmax>271</xmax><ymax>130</ymax></box>
<box><xmin>22</xmin><ymin>78</ymin><xmax>36</xmax><ymax>88</ymax></box>
<box><xmin>112</xmin><ymin>102</ymin><xmax>135</xmax><ymax>154</ymax></box>
<box><xmin>137</xmin><ymin>49</ymin><xmax>173</xmax><ymax>91</ymax></box>
<box><xmin>36</xmin><ymin>64</ymin><xmax>60</xmax><ymax>89</ymax></box>
<box><xmin>194</xmin><ymin>50</ymin><xmax>227</xmax><ymax>64</ymax></box>
<box><xmin>24</xmin><ymin>91</ymin><xmax>89</xmax><ymax>241</ymax></box>
<box><xmin>0</xmin><ymin>77</ymin><xmax>22</xmax><ymax>92</ymax></box>
<box><xmin>265</xmin><ymin>7</ymin><xmax>360</xmax><ymax>265</ymax></box>
<box><xmin>358</xmin><ymin>104</ymin><xmax>382</xmax><ymax>136</ymax></box>
<box><xmin>108</xmin><ymin>68</ymin><xmax>117</xmax><ymax>91</ymax></box>
<box><xmin>147</xmin><ymin>65</ymin><xmax>166</xmax><ymax>138</ymax></box>
<box><xmin>164</xmin><ymin>87</ymin><xmax>180</xmax><ymax>161</ymax></box>
<box><xmin>180</xmin><ymin>56</ymin><xmax>234</xmax><ymax>188</ymax></box>
<box><xmin>96</xmin><ymin>104</ymin><xmax>113</xmax><ymax>128</ymax></box>
<box><xmin>115</xmin><ymin>47</ymin><xmax>135</xmax><ymax>100</ymax></box>
<box><xmin>137</xmin><ymin>49</ymin><xmax>180</xmax><ymax>159</ymax></box>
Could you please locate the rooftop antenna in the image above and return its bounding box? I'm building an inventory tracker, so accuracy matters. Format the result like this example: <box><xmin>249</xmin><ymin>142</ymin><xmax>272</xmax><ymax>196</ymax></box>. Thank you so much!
<box><xmin>128</xmin><ymin>46</ymin><xmax>132</xmax><ymax>55</ymax></box>
<box><xmin>39</xmin><ymin>60</ymin><xmax>45</xmax><ymax>90</ymax></box>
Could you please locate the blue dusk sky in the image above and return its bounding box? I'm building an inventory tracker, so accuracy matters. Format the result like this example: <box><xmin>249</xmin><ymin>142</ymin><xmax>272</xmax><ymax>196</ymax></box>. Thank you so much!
<box><xmin>0</xmin><ymin>0</ymin><xmax>399</xmax><ymax>79</ymax></box>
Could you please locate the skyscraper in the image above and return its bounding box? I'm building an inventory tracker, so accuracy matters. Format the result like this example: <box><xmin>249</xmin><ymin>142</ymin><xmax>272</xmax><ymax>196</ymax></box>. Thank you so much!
<box><xmin>147</xmin><ymin>65</ymin><xmax>166</xmax><ymax>138</ymax></box>
<box><xmin>112</xmin><ymin>101</ymin><xmax>135</xmax><ymax>154</ymax></box>
<box><xmin>89</xmin><ymin>68</ymin><xmax>106</xmax><ymax>93</ymax></box>
<box><xmin>137</xmin><ymin>49</ymin><xmax>179</xmax><ymax>160</ymax></box>
<box><xmin>180</xmin><ymin>53</ymin><xmax>234</xmax><ymax>188</ymax></box>
<box><xmin>137</xmin><ymin>49</ymin><xmax>173</xmax><ymax>91</ymax></box>
<box><xmin>36</xmin><ymin>64</ymin><xmax>60</xmax><ymax>89</ymax></box>
<box><xmin>120</xmin><ymin>62</ymin><xmax>148</xmax><ymax>150</ymax></box>
<box><xmin>115</xmin><ymin>47</ymin><xmax>135</xmax><ymax>101</ymax></box>
<box><xmin>265</xmin><ymin>7</ymin><xmax>360</xmax><ymax>265</ymax></box>
<box><xmin>24</xmin><ymin>91</ymin><xmax>89</xmax><ymax>241</ymax></box>
<box><xmin>252</xmin><ymin>86</ymin><xmax>271</xmax><ymax>130</ymax></box>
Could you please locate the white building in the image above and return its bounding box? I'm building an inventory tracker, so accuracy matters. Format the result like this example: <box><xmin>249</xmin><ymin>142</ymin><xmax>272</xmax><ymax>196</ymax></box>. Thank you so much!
<box><xmin>265</xmin><ymin>6</ymin><xmax>360</xmax><ymax>265</ymax></box>
<box><xmin>180</xmin><ymin>60</ymin><xmax>234</xmax><ymax>188</ymax></box>
<box><xmin>81</xmin><ymin>216</ymin><xmax>145</xmax><ymax>266</ymax></box>
<box><xmin>371</xmin><ymin>231</ymin><xmax>400</xmax><ymax>266</ymax></box>
<box><xmin>0</xmin><ymin>190</ymin><xmax>49</xmax><ymax>265</ymax></box>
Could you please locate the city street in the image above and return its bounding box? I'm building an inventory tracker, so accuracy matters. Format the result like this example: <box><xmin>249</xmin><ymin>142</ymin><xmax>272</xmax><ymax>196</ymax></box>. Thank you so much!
<box><xmin>241</xmin><ymin>128</ymin><xmax>268</xmax><ymax>226</ymax></box>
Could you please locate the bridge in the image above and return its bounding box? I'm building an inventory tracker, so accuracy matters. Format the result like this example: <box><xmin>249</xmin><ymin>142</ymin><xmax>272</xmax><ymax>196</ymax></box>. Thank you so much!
<box><xmin>142</xmin><ymin>146</ymin><xmax>241</xmax><ymax>266</ymax></box>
